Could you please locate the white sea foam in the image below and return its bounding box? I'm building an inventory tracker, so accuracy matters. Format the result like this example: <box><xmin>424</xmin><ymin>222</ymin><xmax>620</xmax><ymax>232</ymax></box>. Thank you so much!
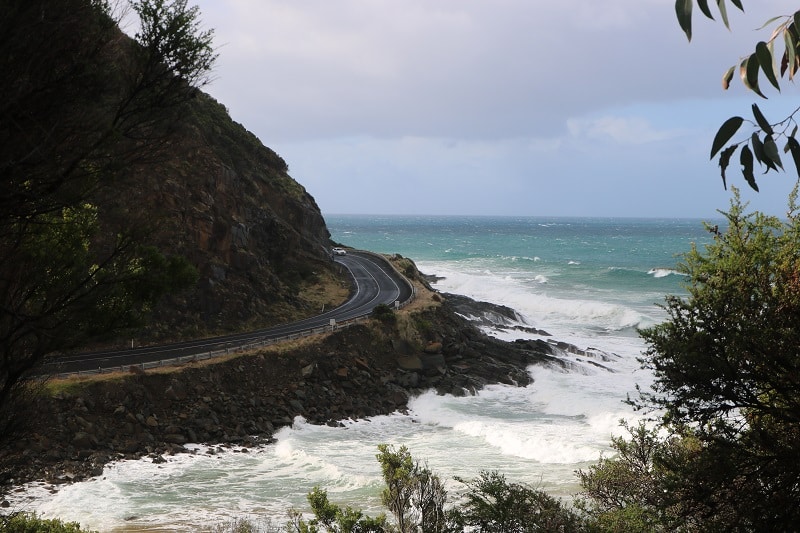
<box><xmin>648</xmin><ymin>267</ymin><xmax>682</xmax><ymax>278</ymax></box>
<box><xmin>418</xmin><ymin>261</ymin><xmax>655</xmax><ymax>338</ymax></box>
<box><xmin>504</xmin><ymin>255</ymin><xmax>539</xmax><ymax>263</ymax></box>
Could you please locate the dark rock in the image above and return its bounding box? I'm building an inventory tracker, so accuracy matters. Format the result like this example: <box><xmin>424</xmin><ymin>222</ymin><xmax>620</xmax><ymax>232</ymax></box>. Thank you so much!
<box><xmin>423</xmin><ymin>342</ymin><xmax>443</xmax><ymax>354</ymax></box>
<box><xmin>394</xmin><ymin>370</ymin><xmax>420</xmax><ymax>389</ymax></box>
<box><xmin>301</xmin><ymin>363</ymin><xmax>316</xmax><ymax>378</ymax></box>
<box><xmin>1</xmin><ymin>287</ymin><xmax>596</xmax><ymax>497</ymax></box>
<box><xmin>442</xmin><ymin>292</ymin><xmax>526</xmax><ymax>328</ymax></box>
<box><xmin>165</xmin><ymin>382</ymin><xmax>188</xmax><ymax>401</ymax></box>
<box><xmin>72</xmin><ymin>432</ymin><xmax>96</xmax><ymax>450</ymax></box>
<box><xmin>390</xmin><ymin>338</ymin><xmax>416</xmax><ymax>355</ymax></box>
<box><xmin>397</xmin><ymin>356</ymin><xmax>422</xmax><ymax>370</ymax></box>
<box><xmin>419</xmin><ymin>354</ymin><xmax>446</xmax><ymax>369</ymax></box>
<box><xmin>164</xmin><ymin>434</ymin><xmax>187</xmax><ymax>445</ymax></box>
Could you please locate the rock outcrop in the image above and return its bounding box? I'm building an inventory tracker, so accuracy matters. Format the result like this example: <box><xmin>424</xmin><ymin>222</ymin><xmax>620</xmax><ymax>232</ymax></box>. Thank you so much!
<box><xmin>0</xmin><ymin>294</ymin><xmax>571</xmax><ymax>490</ymax></box>
<box><xmin>111</xmin><ymin>93</ymin><xmax>338</xmax><ymax>340</ymax></box>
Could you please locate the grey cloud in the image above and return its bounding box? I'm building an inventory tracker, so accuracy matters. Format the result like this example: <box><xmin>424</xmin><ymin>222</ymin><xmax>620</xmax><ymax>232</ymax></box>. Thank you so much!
<box><xmin>198</xmin><ymin>0</ymin><xmax>762</xmax><ymax>142</ymax></box>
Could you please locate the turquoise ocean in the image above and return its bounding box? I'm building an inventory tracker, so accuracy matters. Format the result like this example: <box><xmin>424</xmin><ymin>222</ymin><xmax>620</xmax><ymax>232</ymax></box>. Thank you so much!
<box><xmin>8</xmin><ymin>216</ymin><xmax>718</xmax><ymax>531</ymax></box>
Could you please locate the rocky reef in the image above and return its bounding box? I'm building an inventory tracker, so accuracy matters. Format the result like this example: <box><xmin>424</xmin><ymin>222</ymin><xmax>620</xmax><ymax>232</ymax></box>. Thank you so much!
<box><xmin>0</xmin><ymin>291</ymin><xmax>583</xmax><ymax>492</ymax></box>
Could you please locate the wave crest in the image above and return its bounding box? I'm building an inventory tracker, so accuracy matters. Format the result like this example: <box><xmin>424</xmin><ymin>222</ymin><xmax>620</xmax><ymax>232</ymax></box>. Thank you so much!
<box><xmin>647</xmin><ymin>267</ymin><xmax>682</xmax><ymax>278</ymax></box>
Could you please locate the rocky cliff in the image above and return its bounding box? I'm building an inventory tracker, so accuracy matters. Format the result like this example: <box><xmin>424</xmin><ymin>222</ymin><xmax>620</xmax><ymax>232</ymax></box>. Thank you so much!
<box><xmin>105</xmin><ymin>92</ymin><xmax>339</xmax><ymax>341</ymax></box>
<box><xmin>3</xmin><ymin>0</ymin><xmax>339</xmax><ymax>345</ymax></box>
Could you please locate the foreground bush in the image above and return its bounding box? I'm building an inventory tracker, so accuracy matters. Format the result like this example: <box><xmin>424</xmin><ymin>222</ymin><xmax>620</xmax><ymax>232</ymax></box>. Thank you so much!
<box><xmin>0</xmin><ymin>513</ymin><xmax>96</xmax><ymax>533</ymax></box>
<box><xmin>371</xmin><ymin>304</ymin><xmax>396</xmax><ymax>324</ymax></box>
<box><xmin>288</xmin><ymin>444</ymin><xmax>584</xmax><ymax>532</ymax></box>
<box><xmin>575</xmin><ymin>191</ymin><xmax>800</xmax><ymax>531</ymax></box>
<box><xmin>632</xmin><ymin>190</ymin><xmax>800</xmax><ymax>530</ymax></box>
<box><xmin>450</xmin><ymin>471</ymin><xmax>582</xmax><ymax>532</ymax></box>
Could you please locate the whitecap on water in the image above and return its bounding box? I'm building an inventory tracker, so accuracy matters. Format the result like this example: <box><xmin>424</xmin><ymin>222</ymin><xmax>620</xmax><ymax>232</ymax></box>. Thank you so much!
<box><xmin>647</xmin><ymin>267</ymin><xmax>683</xmax><ymax>278</ymax></box>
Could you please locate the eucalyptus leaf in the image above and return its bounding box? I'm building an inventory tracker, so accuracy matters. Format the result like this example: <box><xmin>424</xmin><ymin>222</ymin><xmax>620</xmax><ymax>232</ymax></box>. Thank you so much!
<box><xmin>739</xmin><ymin>145</ymin><xmax>758</xmax><ymax>191</ymax></box>
<box><xmin>710</xmin><ymin>116</ymin><xmax>744</xmax><ymax>159</ymax></box>
<box><xmin>745</xmin><ymin>52</ymin><xmax>767</xmax><ymax>98</ymax></box>
<box><xmin>751</xmin><ymin>132</ymin><xmax>767</xmax><ymax>167</ymax></box>
<box><xmin>722</xmin><ymin>65</ymin><xmax>735</xmax><ymax>89</ymax></box>
<box><xmin>770</xmin><ymin>22</ymin><xmax>785</xmax><ymax>43</ymax></box>
<box><xmin>764</xmin><ymin>136</ymin><xmax>784</xmax><ymax>170</ymax></box>
<box><xmin>788</xmin><ymin>137</ymin><xmax>800</xmax><ymax>179</ymax></box>
<box><xmin>716</xmin><ymin>0</ymin><xmax>730</xmax><ymax>29</ymax></box>
<box><xmin>757</xmin><ymin>15</ymin><xmax>784</xmax><ymax>31</ymax></box>
<box><xmin>739</xmin><ymin>57</ymin><xmax>750</xmax><ymax>90</ymax></box>
<box><xmin>697</xmin><ymin>0</ymin><xmax>714</xmax><ymax>20</ymax></box>
<box><xmin>784</xmin><ymin>27</ymin><xmax>796</xmax><ymax>79</ymax></box>
<box><xmin>730</xmin><ymin>0</ymin><xmax>743</xmax><ymax>10</ymax></box>
<box><xmin>676</xmin><ymin>0</ymin><xmax>693</xmax><ymax>40</ymax></box>
<box><xmin>756</xmin><ymin>41</ymin><xmax>780</xmax><ymax>91</ymax></box>
<box><xmin>751</xmin><ymin>103</ymin><xmax>773</xmax><ymax>135</ymax></box>
<box><xmin>768</xmin><ymin>39</ymin><xmax>780</xmax><ymax>82</ymax></box>
<box><xmin>719</xmin><ymin>145</ymin><xmax>737</xmax><ymax>190</ymax></box>
<box><xmin>781</xmin><ymin>50</ymin><xmax>789</xmax><ymax>78</ymax></box>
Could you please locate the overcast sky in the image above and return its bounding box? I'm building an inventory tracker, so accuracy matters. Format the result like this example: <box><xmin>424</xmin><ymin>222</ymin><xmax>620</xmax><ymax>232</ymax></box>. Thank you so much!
<box><xmin>188</xmin><ymin>0</ymin><xmax>800</xmax><ymax>218</ymax></box>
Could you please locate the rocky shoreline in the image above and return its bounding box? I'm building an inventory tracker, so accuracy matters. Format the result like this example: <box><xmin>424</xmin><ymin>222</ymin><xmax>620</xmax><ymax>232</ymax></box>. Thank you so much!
<box><xmin>0</xmin><ymin>291</ymin><xmax>602</xmax><ymax>502</ymax></box>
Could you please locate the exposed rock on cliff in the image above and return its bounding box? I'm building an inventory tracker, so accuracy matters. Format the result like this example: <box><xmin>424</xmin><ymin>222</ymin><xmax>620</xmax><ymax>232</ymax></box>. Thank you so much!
<box><xmin>105</xmin><ymin>92</ymin><xmax>339</xmax><ymax>341</ymax></box>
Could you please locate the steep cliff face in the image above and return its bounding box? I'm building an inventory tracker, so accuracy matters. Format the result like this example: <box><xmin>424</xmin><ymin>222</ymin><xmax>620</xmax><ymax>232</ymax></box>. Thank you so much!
<box><xmin>3</xmin><ymin>0</ymin><xmax>337</xmax><ymax>343</ymax></box>
<box><xmin>115</xmin><ymin>93</ymin><xmax>337</xmax><ymax>339</ymax></box>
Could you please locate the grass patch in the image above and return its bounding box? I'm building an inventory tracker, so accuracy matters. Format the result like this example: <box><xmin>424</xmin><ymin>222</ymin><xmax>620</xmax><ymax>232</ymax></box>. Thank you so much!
<box><xmin>45</xmin><ymin>373</ymin><xmax>126</xmax><ymax>396</ymax></box>
<box><xmin>296</xmin><ymin>268</ymin><xmax>349</xmax><ymax>313</ymax></box>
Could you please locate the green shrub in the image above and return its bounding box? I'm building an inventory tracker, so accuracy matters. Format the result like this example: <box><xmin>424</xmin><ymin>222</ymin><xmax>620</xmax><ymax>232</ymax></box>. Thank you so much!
<box><xmin>371</xmin><ymin>304</ymin><xmax>396</xmax><ymax>324</ymax></box>
<box><xmin>450</xmin><ymin>471</ymin><xmax>584</xmax><ymax>532</ymax></box>
<box><xmin>0</xmin><ymin>513</ymin><xmax>96</xmax><ymax>533</ymax></box>
<box><xmin>412</xmin><ymin>317</ymin><xmax>432</xmax><ymax>334</ymax></box>
<box><xmin>289</xmin><ymin>445</ymin><xmax>584</xmax><ymax>533</ymax></box>
<box><xmin>208</xmin><ymin>517</ymin><xmax>284</xmax><ymax>533</ymax></box>
<box><xmin>287</xmin><ymin>487</ymin><xmax>387</xmax><ymax>532</ymax></box>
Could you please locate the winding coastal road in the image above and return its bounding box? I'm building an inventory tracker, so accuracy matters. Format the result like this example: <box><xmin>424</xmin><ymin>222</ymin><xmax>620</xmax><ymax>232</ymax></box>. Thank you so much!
<box><xmin>46</xmin><ymin>251</ymin><xmax>413</xmax><ymax>374</ymax></box>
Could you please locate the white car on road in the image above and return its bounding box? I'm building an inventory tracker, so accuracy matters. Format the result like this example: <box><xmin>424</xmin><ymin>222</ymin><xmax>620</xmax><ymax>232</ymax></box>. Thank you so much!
<box><xmin>332</xmin><ymin>247</ymin><xmax>347</xmax><ymax>256</ymax></box>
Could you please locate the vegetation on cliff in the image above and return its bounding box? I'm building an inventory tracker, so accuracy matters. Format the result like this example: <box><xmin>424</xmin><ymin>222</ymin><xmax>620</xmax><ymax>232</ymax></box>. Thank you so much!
<box><xmin>0</xmin><ymin>512</ymin><xmax>97</xmax><ymax>533</ymax></box>
<box><xmin>626</xmin><ymin>190</ymin><xmax>800</xmax><ymax>530</ymax></box>
<box><xmin>2</xmin><ymin>0</ymin><xmax>340</xmax><ymax>458</ymax></box>
<box><xmin>1</xmin><ymin>0</ymin><xmax>216</xmax><ymax>454</ymax></box>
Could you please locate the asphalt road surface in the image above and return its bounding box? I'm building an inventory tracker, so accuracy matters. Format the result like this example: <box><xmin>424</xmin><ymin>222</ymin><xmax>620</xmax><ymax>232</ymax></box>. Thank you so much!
<box><xmin>46</xmin><ymin>251</ymin><xmax>413</xmax><ymax>374</ymax></box>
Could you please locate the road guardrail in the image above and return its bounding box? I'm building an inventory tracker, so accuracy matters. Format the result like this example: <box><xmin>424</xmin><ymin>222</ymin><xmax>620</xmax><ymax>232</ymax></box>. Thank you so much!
<box><xmin>52</xmin><ymin>252</ymin><xmax>415</xmax><ymax>378</ymax></box>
